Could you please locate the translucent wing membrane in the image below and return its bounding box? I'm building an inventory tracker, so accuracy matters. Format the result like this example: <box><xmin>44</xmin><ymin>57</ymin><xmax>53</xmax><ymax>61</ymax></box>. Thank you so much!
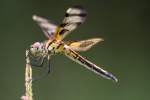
<box><xmin>62</xmin><ymin>45</ymin><xmax>118</xmax><ymax>82</ymax></box>
<box><xmin>56</xmin><ymin>5</ymin><xmax>87</xmax><ymax>40</ymax></box>
<box><xmin>65</xmin><ymin>38</ymin><xmax>104</xmax><ymax>52</ymax></box>
<box><xmin>32</xmin><ymin>15</ymin><xmax>57</xmax><ymax>39</ymax></box>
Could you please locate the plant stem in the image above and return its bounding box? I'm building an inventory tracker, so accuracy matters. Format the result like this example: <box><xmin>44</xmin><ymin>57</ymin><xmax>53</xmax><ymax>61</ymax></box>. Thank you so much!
<box><xmin>21</xmin><ymin>50</ymin><xmax>33</xmax><ymax>100</ymax></box>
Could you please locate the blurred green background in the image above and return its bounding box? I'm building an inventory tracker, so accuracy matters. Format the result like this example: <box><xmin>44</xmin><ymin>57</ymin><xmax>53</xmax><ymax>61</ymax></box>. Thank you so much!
<box><xmin>0</xmin><ymin>0</ymin><xmax>150</xmax><ymax>100</ymax></box>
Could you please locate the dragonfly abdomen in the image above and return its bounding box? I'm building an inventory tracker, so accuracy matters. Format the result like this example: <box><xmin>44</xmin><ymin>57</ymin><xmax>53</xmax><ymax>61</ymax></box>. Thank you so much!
<box><xmin>63</xmin><ymin>45</ymin><xmax>118</xmax><ymax>82</ymax></box>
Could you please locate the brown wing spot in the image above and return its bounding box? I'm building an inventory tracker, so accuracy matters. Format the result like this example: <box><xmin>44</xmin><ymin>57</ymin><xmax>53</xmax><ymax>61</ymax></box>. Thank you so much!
<box><xmin>59</xmin><ymin>29</ymin><xmax>69</xmax><ymax>35</ymax></box>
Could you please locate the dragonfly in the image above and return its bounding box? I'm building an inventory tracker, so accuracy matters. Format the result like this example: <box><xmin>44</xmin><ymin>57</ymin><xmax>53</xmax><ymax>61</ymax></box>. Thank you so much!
<box><xmin>28</xmin><ymin>5</ymin><xmax>118</xmax><ymax>82</ymax></box>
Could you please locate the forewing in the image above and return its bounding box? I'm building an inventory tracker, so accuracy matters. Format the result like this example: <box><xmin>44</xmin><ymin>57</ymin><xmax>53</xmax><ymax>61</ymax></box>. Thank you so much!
<box><xmin>65</xmin><ymin>38</ymin><xmax>104</xmax><ymax>52</ymax></box>
<box><xmin>56</xmin><ymin>5</ymin><xmax>87</xmax><ymax>40</ymax></box>
<box><xmin>32</xmin><ymin>15</ymin><xmax>58</xmax><ymax>39</ymax></box>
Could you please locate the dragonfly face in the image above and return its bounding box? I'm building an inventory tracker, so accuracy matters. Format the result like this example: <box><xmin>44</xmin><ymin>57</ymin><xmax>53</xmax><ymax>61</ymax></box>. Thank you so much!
<box><xmin>30</xmin><ymin>42</ymin><xmax>47</xmax><ymax>56</ymax></box>
<box><xmin>28</xmin><ymin>5</ymin><xmax>118</xmax><ymax>82</ymax></box>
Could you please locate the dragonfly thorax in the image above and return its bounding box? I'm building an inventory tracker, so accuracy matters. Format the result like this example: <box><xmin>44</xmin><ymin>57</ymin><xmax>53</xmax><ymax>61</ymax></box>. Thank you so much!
<box><xmin>46</xmin><ymin>39</ymin><xmax>64</xmax><ymax>54</ymax></box>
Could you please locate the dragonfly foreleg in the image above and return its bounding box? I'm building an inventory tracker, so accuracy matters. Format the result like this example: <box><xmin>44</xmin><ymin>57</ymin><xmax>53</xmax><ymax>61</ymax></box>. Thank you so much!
<box><xmin>32</xmin><ymin>55</ymin><xmax>51</xmax><ymax>81</ymax></box>
<box><xmin>31</xmin><ymin>56</ymin><xmax>45</xmax><ymax>67</ymax></box>
<box><xmin>47</xmin><ymin>54</ymin><xmax>51</xmax><ymax>75</ymax></box>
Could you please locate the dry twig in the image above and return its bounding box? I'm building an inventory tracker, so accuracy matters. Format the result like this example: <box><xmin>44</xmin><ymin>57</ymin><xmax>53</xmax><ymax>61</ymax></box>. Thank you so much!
<box><xmin>21</xmin><ymin>50</ymin><xmax>33</xmax><ymax>100</ymax></box>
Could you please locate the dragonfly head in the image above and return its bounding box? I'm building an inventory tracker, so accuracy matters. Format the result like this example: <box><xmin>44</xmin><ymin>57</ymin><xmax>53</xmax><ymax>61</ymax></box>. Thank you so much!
<box><xmin>29</xmin><ymin>42</ymin><xmax>47</xmax><ymax>57</ymax></box>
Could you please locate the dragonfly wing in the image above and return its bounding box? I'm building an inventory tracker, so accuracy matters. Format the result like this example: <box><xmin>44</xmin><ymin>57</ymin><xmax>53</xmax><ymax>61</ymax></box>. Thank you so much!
<box><xmin>32</xmin><ymin>15</ymin><xmax>58</xmax><ymax>39</ymax></box>
<box><xmin>65</xmin><ymin>38</ymin><xmax>104</xmax><ymax>52</ymax></box>
<box><xmin>56</xmin><ymin>5</ymin><xmax>87</xmax><ymax>40</ymax></box>
<box><xmin>62</xmin><ymin>45</ymin><xmax>118</xmax><ymax>82</ymax></box>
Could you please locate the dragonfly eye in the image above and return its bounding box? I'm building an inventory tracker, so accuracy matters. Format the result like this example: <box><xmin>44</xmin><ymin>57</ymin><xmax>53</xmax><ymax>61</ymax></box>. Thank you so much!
<box><xmin>31</xmin><ymin>42</ymin><xmax>41</xmax><ymax>48</ymax></box>
<box><xmin>30</xmin><ymin>42</ymin><xmax>47</xmax><ymax>57</ymax></box>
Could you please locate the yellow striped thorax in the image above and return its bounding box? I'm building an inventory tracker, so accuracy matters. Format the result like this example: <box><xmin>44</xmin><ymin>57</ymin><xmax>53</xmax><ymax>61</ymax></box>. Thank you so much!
<box><xmin>45</xmin><ymin>39</ymin><xmax>65</xmax><ymax>54</ymax></box>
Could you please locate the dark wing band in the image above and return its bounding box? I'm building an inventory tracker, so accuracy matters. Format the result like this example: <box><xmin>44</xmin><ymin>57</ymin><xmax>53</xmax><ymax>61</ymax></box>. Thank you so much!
<box><xmin>56</xmin><ymin>5</ymin><xmax>87</xmax><ymax>40</ymax></box>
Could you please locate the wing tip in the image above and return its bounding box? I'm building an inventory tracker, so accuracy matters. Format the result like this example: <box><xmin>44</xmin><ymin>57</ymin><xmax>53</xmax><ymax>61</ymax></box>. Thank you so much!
<box><xmin>66</xmin><ymin>5</ymin><xmax>87</xmax><ymax>15</ymax></box>
<box><xmin>32</xmin><ymin>15</ymin><xmax>49</xmax><ymax>23</ymax></box>
<box><xmin>94</xmin><ymin>38</ymin><xmax>104</xmax><ymax>43</ymax></box>
<box><xmin>32</xmin><ymin>14</ymin><xmax>38</xmax><ymax>20</ymax></box>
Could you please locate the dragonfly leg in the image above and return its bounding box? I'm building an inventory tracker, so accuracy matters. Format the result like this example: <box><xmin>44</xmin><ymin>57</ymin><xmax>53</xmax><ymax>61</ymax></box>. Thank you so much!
<box><xmin>32</xmin><ymin>55</ymin><xmax>51</xmax><ymax>81</ymax></box>
<box><xmin>30</xmin><ymin>57</ymin><xmax>45</xmax><ymax>67</ymax></box>
<box><xmin>47</xmin><ymin>54</ymin><xmax>51</xmax><ymax>74</ymax></box>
